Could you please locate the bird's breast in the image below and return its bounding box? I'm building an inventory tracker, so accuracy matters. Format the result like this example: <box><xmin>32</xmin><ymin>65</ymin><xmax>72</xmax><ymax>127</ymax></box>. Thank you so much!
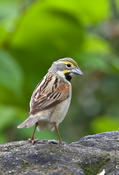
<box><xmin>50</xmin><ymin>85</ymin><xmax>72</xmax><ymax>125</ymax></box>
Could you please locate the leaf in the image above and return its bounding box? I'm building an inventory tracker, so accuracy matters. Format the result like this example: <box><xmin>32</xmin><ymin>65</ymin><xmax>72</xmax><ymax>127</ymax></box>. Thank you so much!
<box><xmin>91</xmin><ymin>116</ymin><xmax>119</xmax><ymax>133</ymax></box>
<box><xmin>0</xmin><ymin>50</ymin><xmax>23</xmax><ymax>94</ymax></box>
<box><xmin>77</xmin><ymin>52</ymin><xmax>110</xmax><ymax>72</ymax></box>
<box><xmin>0</xmin><ymin>0</ymin><xmax>19</xmax><ymax>33</ymax></box>
<box><xmin>82</xmin><ymin>34</ymin><xmax>111</xmax><ymax>53</ymax></box>
<box><xmin>11</xmin><ymin>0</ymin><xmax>84</xmax><ymax>88</ymax></box>
<box><xmin>0</xmin><ymin>105</ymin><xmax>25</xmax><ymax>130</ymax></box>
<box><xmin>109</xmin><ymin>55</ymin><xmax>119</xmax><ymax>73</ymax></box>
<box><xmin>49</xmin><ymin>0</ymin><xmax>108</xmax><ymax>24</ymax></box>
<box><xmin>0</xmin><ymin>0</ymin><xmax>18</xmax><ymax>18</ymax></box>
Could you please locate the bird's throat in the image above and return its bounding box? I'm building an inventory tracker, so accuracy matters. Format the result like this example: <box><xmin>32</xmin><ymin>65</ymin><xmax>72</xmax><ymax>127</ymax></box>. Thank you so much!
<box><xmin>65</xmin><ymin>73</ymin><xmax>72</xmax><ymax>82</ymax></box>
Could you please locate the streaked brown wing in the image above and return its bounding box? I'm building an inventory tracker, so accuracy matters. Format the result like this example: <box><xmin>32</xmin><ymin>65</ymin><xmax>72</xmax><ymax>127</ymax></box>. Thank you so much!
<box><xmin>30</xmin><ymin>73</ymin><xmax>70</xmax><ymax>115</ymax></box>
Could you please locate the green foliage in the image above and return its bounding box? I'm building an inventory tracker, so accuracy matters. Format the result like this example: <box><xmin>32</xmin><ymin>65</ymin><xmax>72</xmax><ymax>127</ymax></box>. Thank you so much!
<box><xmin>91</xmin><ymin>116</ymin><xmax>119</xmax><ymax>133</ymax></box>
<box><xmin>0</xmin><ymin>0</ymin><xmax>119</xmax><ymax>143</ymax></box>
<box><xmin>0</xmin><ymin>50</ymin><xmax>23</xmax><ymax>93</ymax></box>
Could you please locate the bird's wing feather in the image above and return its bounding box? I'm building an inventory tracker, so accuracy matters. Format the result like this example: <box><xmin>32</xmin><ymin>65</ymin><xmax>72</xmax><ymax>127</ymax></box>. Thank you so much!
<box><xmin>30</xmin><ymin>72</ymin><xmax>70</xmax><ymax>115</ymax></box>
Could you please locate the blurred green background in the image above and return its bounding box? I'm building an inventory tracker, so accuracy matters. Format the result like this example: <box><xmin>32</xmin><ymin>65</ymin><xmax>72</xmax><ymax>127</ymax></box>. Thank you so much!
<box><xmin>0</xmin><ymin>0</ymin><xmax>119</xmax><ymax>143</ymax></box>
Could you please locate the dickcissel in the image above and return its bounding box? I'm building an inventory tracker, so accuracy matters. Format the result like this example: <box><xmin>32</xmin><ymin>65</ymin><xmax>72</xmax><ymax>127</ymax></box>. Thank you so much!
<box><xmin>18</xmin><ymin>57</ymin><xmax>83</xmax><ymax>144</ymax></box>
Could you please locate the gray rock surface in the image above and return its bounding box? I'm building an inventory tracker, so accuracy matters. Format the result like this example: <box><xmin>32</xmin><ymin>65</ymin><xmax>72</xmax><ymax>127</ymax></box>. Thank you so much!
<box><xmin>0</xmin><ymin>131</ymin><xmax>119</xmax><ymax>175</ymax></box>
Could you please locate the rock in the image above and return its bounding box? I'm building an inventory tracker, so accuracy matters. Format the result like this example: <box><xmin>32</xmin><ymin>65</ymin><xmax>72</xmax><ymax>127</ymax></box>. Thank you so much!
<box><xmin>0</xmin><ymin>131</ymin><xmax>119</xmax><ymax>175</ymax></box>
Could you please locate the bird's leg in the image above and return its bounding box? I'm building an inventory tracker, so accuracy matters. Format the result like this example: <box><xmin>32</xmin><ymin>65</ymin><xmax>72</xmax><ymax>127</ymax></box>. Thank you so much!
<box><xmin>29</xmin><ymin>122</ymin><xmax>38</xmax><ymax>143</ymax></box>
<box><xmin>31</xmin><ymin>122</ymin><xmax>38</xmax><ymax>140</ymax></box>
<box><xmin>54</xmin><ymin>123</ymin><xmax>62</xmax><ymax>144</ymax></box>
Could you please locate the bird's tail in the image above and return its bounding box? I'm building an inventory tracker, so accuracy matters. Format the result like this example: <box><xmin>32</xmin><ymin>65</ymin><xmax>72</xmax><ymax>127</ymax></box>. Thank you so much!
<box><xmin>17</xmin><ymin>115</ymin><xmax>39</xmax><ymax>128</ymax></box>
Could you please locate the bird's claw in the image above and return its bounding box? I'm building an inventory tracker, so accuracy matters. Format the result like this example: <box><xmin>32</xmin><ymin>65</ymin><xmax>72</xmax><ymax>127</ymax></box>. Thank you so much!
<box><xmin>28</xmin><ymin>138</ymin><xmax>39</xmax><ymax>144</ymax></box>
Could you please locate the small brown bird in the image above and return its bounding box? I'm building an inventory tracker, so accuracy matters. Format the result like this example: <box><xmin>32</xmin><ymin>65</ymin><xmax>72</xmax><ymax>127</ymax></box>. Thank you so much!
<box><xmin>17</xmin><ymin>58</ymin><xmax>83</xmax><ymax>144</ymax></box>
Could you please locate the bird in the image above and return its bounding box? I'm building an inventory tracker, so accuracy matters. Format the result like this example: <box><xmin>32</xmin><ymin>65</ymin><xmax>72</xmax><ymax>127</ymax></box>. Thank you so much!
<box><xmin>17</xmin><ymin>57</ymin><xmax>83</xmax><ymax>144</ymax></box>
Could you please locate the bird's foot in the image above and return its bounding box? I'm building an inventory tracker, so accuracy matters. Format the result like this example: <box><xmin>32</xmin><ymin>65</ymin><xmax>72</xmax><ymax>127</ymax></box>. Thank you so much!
<box><xmin>28</xmin><ymin>138</ymin><xmax>39</xmax><ymax>144</ymax></box>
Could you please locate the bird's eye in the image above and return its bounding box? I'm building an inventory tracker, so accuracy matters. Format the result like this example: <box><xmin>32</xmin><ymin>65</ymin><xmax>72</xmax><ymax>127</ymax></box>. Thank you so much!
<box><xmin>66</xmin><ymin>63</ymin><xmax>71</xmax><ymax>68</ymax></box>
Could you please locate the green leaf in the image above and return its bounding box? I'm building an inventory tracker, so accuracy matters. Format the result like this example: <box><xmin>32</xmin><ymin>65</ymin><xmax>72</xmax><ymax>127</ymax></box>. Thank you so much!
<box><xmin>77</xmin><ymin>51</ymin><xmax>119</xmax><ymax>74</ymax></box>
<box><xmin>82</xmin><ymin>34</ymin><xmax>111</xmax><ymax>53</ymax></box>
<box><xmin>109</xmin><ymin>55</ymin><xmax>119</xmax><ymax>73</ymax></box>
<box><xmin>0</xmin><ymin>105</ymin><xmax>24</xmax><ymax>130</ymax></box>
<box><xmin>0</xmin><ymin>50</ymin><xmax>23</xmax><ymax>94</ymax></box>
<box><xmin>11</xmin><ymin>0</ymin><xmax>84</xmax><ymax>87</ymax></box>
<box><xmin>91</xmin><ymin>116</ymin><xmax>119</xmax><ymax>133</ymax></box>
<box><xmin>0</xmin><ymin>0</ymin><xmax>19</xmax><ymax>33</ymax></box>
<box><xmin>0</xmin><ymin>0</ymin><xmax>19</xmax><ymax>18</ymax></box>
<box><xmin>48</xmin><ymin>0</ymin><xmax>108</xmax><ymax>24</ymax></box>
<box><xmin>78</xmin><ymin>52</ymin><xmax>110</xmax><ymax>72</ymax></box>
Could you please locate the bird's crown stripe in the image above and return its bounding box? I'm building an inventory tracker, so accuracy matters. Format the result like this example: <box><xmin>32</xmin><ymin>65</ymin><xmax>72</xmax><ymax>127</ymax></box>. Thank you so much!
<box><xmin>59</xmin><ymin>61</ymin><xmax>76</xmax><ymax>66</ymax></box>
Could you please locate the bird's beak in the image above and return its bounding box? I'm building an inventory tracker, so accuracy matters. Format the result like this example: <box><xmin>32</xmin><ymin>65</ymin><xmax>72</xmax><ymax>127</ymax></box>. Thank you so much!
<box><xmin>70</xmin><ymin>67</ymin><xmax>83</xmax><ymax>75</ymax></box>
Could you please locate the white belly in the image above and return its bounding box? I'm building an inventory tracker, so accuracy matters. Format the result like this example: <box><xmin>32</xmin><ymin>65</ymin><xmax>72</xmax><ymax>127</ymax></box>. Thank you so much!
<box><xmin>50</xmin><ymin>96</ymin><xmax>71</xmax><ymax>125</ymax></box>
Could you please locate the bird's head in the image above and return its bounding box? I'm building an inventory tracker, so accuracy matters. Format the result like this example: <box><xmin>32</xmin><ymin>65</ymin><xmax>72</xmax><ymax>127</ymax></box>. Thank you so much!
<box><xmin>49</xmin><ymin>57</ymin><xmax>83</xmax><ymax>82</ymax></box>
